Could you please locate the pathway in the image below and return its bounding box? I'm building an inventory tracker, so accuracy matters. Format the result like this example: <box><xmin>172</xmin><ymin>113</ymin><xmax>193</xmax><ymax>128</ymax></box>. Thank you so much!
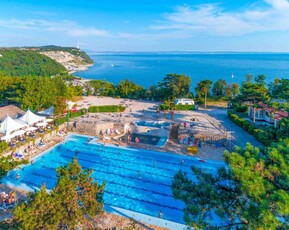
<box><xmin>199</xmin><ymin>107</ymin><xmax>263</xmax><ymax>148</ymax></box>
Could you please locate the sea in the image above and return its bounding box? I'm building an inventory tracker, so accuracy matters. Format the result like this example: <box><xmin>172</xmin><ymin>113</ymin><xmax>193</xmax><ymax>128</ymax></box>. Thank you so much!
<box><xmin>75</xmin><ymin>52</ymin><xmax>289</xmax><ymax>89</ymax></box>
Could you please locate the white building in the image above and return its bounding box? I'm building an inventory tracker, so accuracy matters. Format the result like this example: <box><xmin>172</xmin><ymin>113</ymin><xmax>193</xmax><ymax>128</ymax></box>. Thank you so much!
<box><xmin>248</xmin><ymin>102</ymin><xmax>288</xmax><ymax>128</ymax></box>
<box><xmin>174</xmin><ymin>98</ymin><xmax>194</xmax><ymax>105</ymax></box>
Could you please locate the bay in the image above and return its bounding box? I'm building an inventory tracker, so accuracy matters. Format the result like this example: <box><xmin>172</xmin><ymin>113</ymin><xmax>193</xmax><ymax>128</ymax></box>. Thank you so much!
<box><xmin>75</xmin><ymin>52</ymin><xmax>289</xmax><ymax>88</ymax></box>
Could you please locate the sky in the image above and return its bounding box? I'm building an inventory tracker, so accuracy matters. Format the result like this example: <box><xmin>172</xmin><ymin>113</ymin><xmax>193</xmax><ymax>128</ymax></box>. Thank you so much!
<box><xmin>0</xmin><ymin>0</ymin><xmax>289</xmax><ymax>52</ymax></box>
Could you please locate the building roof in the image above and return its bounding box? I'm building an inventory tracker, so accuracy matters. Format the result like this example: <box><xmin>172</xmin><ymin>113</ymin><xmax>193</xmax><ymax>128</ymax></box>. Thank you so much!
<box><xmin>0</xmin><ymin>105</ymin><xmax>24</xmax><ymax>122</ymax></box>
<box><xmin>37</xmin><ymin>106</ymin><xmax>55</xmax><ymax>116</ymax></box>
<box><xmin>259</xmin><ymin>102</ymin><xmax>275</xmax><ymax>112</ymax></box>
<box><xmin>275</xmin><ymin>110</ymin><xmax>288</xmax><ymax>118</ymax></box>
<box><xmin>257</xmin><ymin>102</ymin><xmax>288</xmax><ymax>119</ymax></box>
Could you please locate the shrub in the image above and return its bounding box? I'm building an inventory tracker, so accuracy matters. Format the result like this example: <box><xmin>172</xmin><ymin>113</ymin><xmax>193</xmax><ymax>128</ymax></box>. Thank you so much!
<box><xmin>88</xmin><ymin>105</ymin><xmax>125</xmax><ymax>113</ymax></box>
<box><xmin>228</xmin><ymin>110</ymin><xmax>274</xmax><ymax>146</ymax></box>
<box><xmin>159</xmin><ymin>103</ymin><xmax>170</xmax><ymax>111</ymax></box>
<box><xmin>159</xmin><ymin>102</ymin><xmax>195</xmax><ymax>111</ymax></box>
<box><xmin>235</xmin><ymin>105</ymin><xmax>248</xmax><ymax>112</ymax></box>
<box><xmin>0</xmin><ymin>141</ymin><xmax>8</xmax><ymax>154</ymax></box>
<box><xmin>175</xmin><ymin>104</ymin><xmax>195</xmax><ymax>111</ymax></box>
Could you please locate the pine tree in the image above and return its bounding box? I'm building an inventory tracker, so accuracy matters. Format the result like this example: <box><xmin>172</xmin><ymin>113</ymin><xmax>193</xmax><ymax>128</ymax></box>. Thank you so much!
<box><xmin>13</xmin><ymin>159</ymin><xmax>105</xmax><ymax>229</ymax></box>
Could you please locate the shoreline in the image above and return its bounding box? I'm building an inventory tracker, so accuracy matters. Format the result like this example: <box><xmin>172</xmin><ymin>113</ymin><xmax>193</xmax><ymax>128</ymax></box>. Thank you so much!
<box><xmin>68</xmin><ymin>63</ymin><xmax>93</xmax><ymax>75</ymax></box>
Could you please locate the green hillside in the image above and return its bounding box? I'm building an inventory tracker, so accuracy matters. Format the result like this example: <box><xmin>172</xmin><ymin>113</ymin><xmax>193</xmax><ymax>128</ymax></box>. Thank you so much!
<box><xmin>0</xmin><ymin>49</ymin><xmax>66</xmax><ymax>77</ymax></box>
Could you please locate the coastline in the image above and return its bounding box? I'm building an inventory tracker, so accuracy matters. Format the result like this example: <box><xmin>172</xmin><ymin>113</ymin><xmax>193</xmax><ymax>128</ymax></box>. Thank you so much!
<box><xmin>68</xmin><ymin>63</ymin><xmax>93</xmax><ymax>75</ymax></box>
<box><xmin>40</xmin><ymin>50</ymin><xmax>94</xmax><ymax>75</ymax></box>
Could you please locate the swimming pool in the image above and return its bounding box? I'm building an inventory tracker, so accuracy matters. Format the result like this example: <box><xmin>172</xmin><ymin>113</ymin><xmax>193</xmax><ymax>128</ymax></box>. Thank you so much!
<box><xmin>133</xmin><ymin>120</ymin><xmax>171</xmax><ymax>129</ymax></box>
<box><xmin>2</xmin><ymin>134</ymin><xmax>226</xmax><ymax>225</ymax></box>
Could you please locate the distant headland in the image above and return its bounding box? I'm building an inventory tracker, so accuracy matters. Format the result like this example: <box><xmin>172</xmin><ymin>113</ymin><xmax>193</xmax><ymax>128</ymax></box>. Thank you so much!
<box><xmin>0</xmin><ymin>46</ymin><xmax>94</xmax><ymax>76</ymax></box>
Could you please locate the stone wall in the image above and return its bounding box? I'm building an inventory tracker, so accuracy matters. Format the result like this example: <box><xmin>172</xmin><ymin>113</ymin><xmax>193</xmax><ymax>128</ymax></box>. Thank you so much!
<box><xmin>67</xmin><ymin>121</ymin><xmax>126</xmax><ymax>135</ymax></box>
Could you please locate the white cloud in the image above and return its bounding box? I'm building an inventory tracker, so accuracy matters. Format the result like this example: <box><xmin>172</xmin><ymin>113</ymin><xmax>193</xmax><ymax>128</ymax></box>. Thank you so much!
<box><xmin>0</xmin><ymin>18</ymin><xmax>107</xmax><ymax>37</ymax></box>
<box><xmin>151</xmin><ymin>0</ymin><xmax>289</xmax><ymax>36</ymax></box>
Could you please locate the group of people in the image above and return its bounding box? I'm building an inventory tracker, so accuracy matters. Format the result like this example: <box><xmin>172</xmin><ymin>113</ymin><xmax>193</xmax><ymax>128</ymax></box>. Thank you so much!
<box><xmin>127</xmin><ymin>135</ymin><xmax>140</xmax><ymax>144</ymax></box>
<box><xmin>0</xmin><ymin>191</ymin><xmax>16</xmax><ymax>205</ymax></box>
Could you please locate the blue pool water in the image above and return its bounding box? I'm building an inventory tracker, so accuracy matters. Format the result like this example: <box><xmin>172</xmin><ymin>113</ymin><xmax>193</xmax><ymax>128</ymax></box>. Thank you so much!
<box><xmin>134</xmin><ymin>120</ymin><xmax>171</xmax><ymax>129</ymax></box>
<box><xmin>3</xmin><ymin>134</ymin><xmax>226</xmax><ymax>224</ymax></box>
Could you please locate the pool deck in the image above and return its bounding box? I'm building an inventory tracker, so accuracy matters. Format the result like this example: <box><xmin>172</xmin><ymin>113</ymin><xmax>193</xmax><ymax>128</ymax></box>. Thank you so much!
<box><xmin>105</xmin><ymin>205</ymin><xmax>188</xmax><ymax>230</ymax></box>
<box><xmin>0</xmin><ymin>97</ymin><xmax>239</xmax><ymax>229</ymax></box>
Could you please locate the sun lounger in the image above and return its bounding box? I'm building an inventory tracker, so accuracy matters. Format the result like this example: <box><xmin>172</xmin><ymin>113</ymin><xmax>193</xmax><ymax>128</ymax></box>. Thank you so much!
<box><xmin>115</xmin><ymin>129</ymin><xmax>121</xmax><ymax>135</ymax></box>
<box><xmin>57</xmin><ymin>132</ymin><xmax>64</xmax><ymax>137</ymax></box>
<box><xmin>15</xmin><ymin>152</ymin><xmax>24</xmax><ymax>159</ymax></box>
<box><xmin>183</xmin><ymin>137</ymin><xmax>189</xmax><ymax>144</ymax></box>
<box><xmin>103</xmin><ymin>135</ymin><xmax>111</xmax><ymax>140</ymax></box>
<box><xmin>38</xmin><ymin>142</ymin><xmax>46</xmax><ymax>148</ymax></box>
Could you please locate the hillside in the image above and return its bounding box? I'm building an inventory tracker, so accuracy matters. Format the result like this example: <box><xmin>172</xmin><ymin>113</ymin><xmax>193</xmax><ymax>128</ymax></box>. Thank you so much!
<box><xmin>38</xmin><ymin>46</ymin><xmax>93</xmax><ymax>64</ymax></box>
<box><xmin>0</xmin><ymin>49</ymin><xmax>66</xmax><ymax>77</ymax></box>
<box><xmin>0</xmin><ymin>46</ymin><xmax>94</xmax><ymax>76</ymax></box>
<box><xmin>29</xmin><ymin>46</ymin><xmax>93</xmax><ymax>73</ymax></box>
<box><xmin>40</xmin><ymin>50</ymin><xmax>93</xmax><ymax>74</ymax></box>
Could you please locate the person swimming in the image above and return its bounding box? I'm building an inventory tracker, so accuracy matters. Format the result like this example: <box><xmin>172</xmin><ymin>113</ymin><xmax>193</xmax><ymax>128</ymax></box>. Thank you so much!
<box><xmin>16</xmin><ymin>173</ymin><xmax>20</xmax><ymax>180</ymax></box>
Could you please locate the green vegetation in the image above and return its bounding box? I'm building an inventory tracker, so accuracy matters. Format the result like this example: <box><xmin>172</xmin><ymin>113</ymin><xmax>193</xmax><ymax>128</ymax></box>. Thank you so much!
<box><xmin>0</xmin><ymin>49</ymin><xmax>66</xmax><ymax>77</ymax></box>
<box><xmin>0</xmin><ymin>141</ymin><xmax>8</xmax><ymax>154</ymax></box>
<box><xmin>55</xmin><ymin>109</ymin><xmax>87</xmax><ymax>125</ymax></box>
<box><xmin>172</xmin><ymin>140</ymin><xmax>289</xmax><ymax>229</ymax></box>
<box><xmin>159</xmin><ymin>102</ymin><xmax>194</xmax><ymax>111</ymax></box>
<box><xmin>88</xmin><ymin>105</ymin><xmax>125</xmax><ymax>113</ymax></box>
<box><xmin>13</xmin><ymin>159</ymin><xmax>105</xmax><ymax>229</ymax></box>
<box><xmin>86</xmin><ymin>74</ymin><xmax>192</xmax><ymax>101</ymax></box>
<box><xmin>157</xmin><ymin>74</ymin><xmax>191</xmax><ymax>100</ymax></box>
<box><xmin>0</xmin><ymin>156</ymin><xmax>28</xmax><ymax>178</ymax></box>
<box><xmin>0</xmin><ymin>76</ymin><xmax>82</xmax><ymax>110</ymax></box>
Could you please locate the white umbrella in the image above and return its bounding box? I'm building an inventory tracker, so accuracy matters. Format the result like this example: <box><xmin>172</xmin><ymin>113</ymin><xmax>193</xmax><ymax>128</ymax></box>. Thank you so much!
<box><xmin>25</xmin><ymin>127</ymin><xmax>37</xmax><ymax>132</ymax></box>
<box><xmin>45</xmin><ymin>118</ymin><xmax>53</xmax><ymax>122</ymax></box>
<box><xmin>1</xmin><ymin>133</ymin><xmax>15</xmax><ymax>141</ymax></box>
<box><xmin>36</xmin><ymin>122</ymin><xmax>47</xmax><ymax>127</ymax></box>
<box><xmin>12</xmin><ymin>130</ymin><xmax>26</xmax><ymax>136</ymax></box>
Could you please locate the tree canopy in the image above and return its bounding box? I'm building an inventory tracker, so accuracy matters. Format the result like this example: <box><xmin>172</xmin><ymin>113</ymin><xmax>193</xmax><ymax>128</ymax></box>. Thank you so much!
<box><xmin>172</xmin><ymin>140</ymin><xmax>289</xmax><ymax>229</ymax></box>
<box><xmin>238</xmin><ymin>81</ymin><xmax>269</xmax><ymax>103</ymax></box>
<box><xmin>269</xmin><ymin>79</ymin><xmax>289</xmax><ymax>100</ymax></box>
<box><xmin>212</xmin><ymin>79</ymin><xmax>227</xmax><ymax>98</ymax></box>
<box><xmin>13</xmin><ymin>159</ymin><xmax>105</xmax><ymax>229</ymax></box>
<box><xmin>0</xmin><ymin>75</ymin><xmax>82</xmax><ymax>110</ymax></box>
<box><xmin>158</xmin><ymin>74</ymin><xmax>191</xmax><ymax>100</ymax></box>
<box><xmin>195</xmin><ymin>80</ymin><xmax>212</xmax><ymax>99</ymax></box>
<box><xmin>0</xmin><ymin>49</ymin><xmax>66</xmax><ymax>77</ymax></box>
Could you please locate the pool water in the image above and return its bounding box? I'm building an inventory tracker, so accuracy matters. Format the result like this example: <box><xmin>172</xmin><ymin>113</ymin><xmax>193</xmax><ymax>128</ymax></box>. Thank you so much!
<box><xmin>2</xmin><ymin>134</ymin><xmax>225</xmax><ymax>224</ymax></box>
<box><xmin>133</xmin><ymin>120</ymin><xmax>171</xmax><ymax>129</ymax></box>
<box><xmin>131</xmin><ymin>133</ymin><xmax>160</xmax><ymax>145</ymax></box>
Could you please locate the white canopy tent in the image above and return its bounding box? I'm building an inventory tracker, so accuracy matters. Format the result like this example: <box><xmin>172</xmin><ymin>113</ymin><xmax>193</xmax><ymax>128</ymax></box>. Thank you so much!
<box><xmin>37</xmin><ymin>106</ymin><xmax>55</xmax><ymax>117</ymax></box>
<box><xmin>25</xmin><ymin>127</ymin><xmax>37</xmax><ymax>132</ymax></box>
<box><xmin>0</xmin><ymin>133</ymin><xmax>15</xmax><ymax>142</ymax></box>
<box><xmin>18</xmin><ymin>109</ymin><xmax>46</xmax><ymax>126</ymax></box>
<box><xmin>36</xmin><ymin>122</ymin><xmax>47</xmax><ymax>127</ymax></box>
<box><xmin>0</xmin><ymin>115</ymin><xmax>27</xmax><ymax>135</ymax></box>
<box><xmin>12</xmin><ymin>129</ymin><xmax>26</xmax><ymax>136</ymax></box>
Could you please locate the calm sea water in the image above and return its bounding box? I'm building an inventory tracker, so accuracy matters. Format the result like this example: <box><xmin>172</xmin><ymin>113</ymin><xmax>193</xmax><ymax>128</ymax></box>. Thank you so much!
<box><xmin>75</xmin><ymin>53</ymin><xmax>289</xmax><ymax>88</ymax></box>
